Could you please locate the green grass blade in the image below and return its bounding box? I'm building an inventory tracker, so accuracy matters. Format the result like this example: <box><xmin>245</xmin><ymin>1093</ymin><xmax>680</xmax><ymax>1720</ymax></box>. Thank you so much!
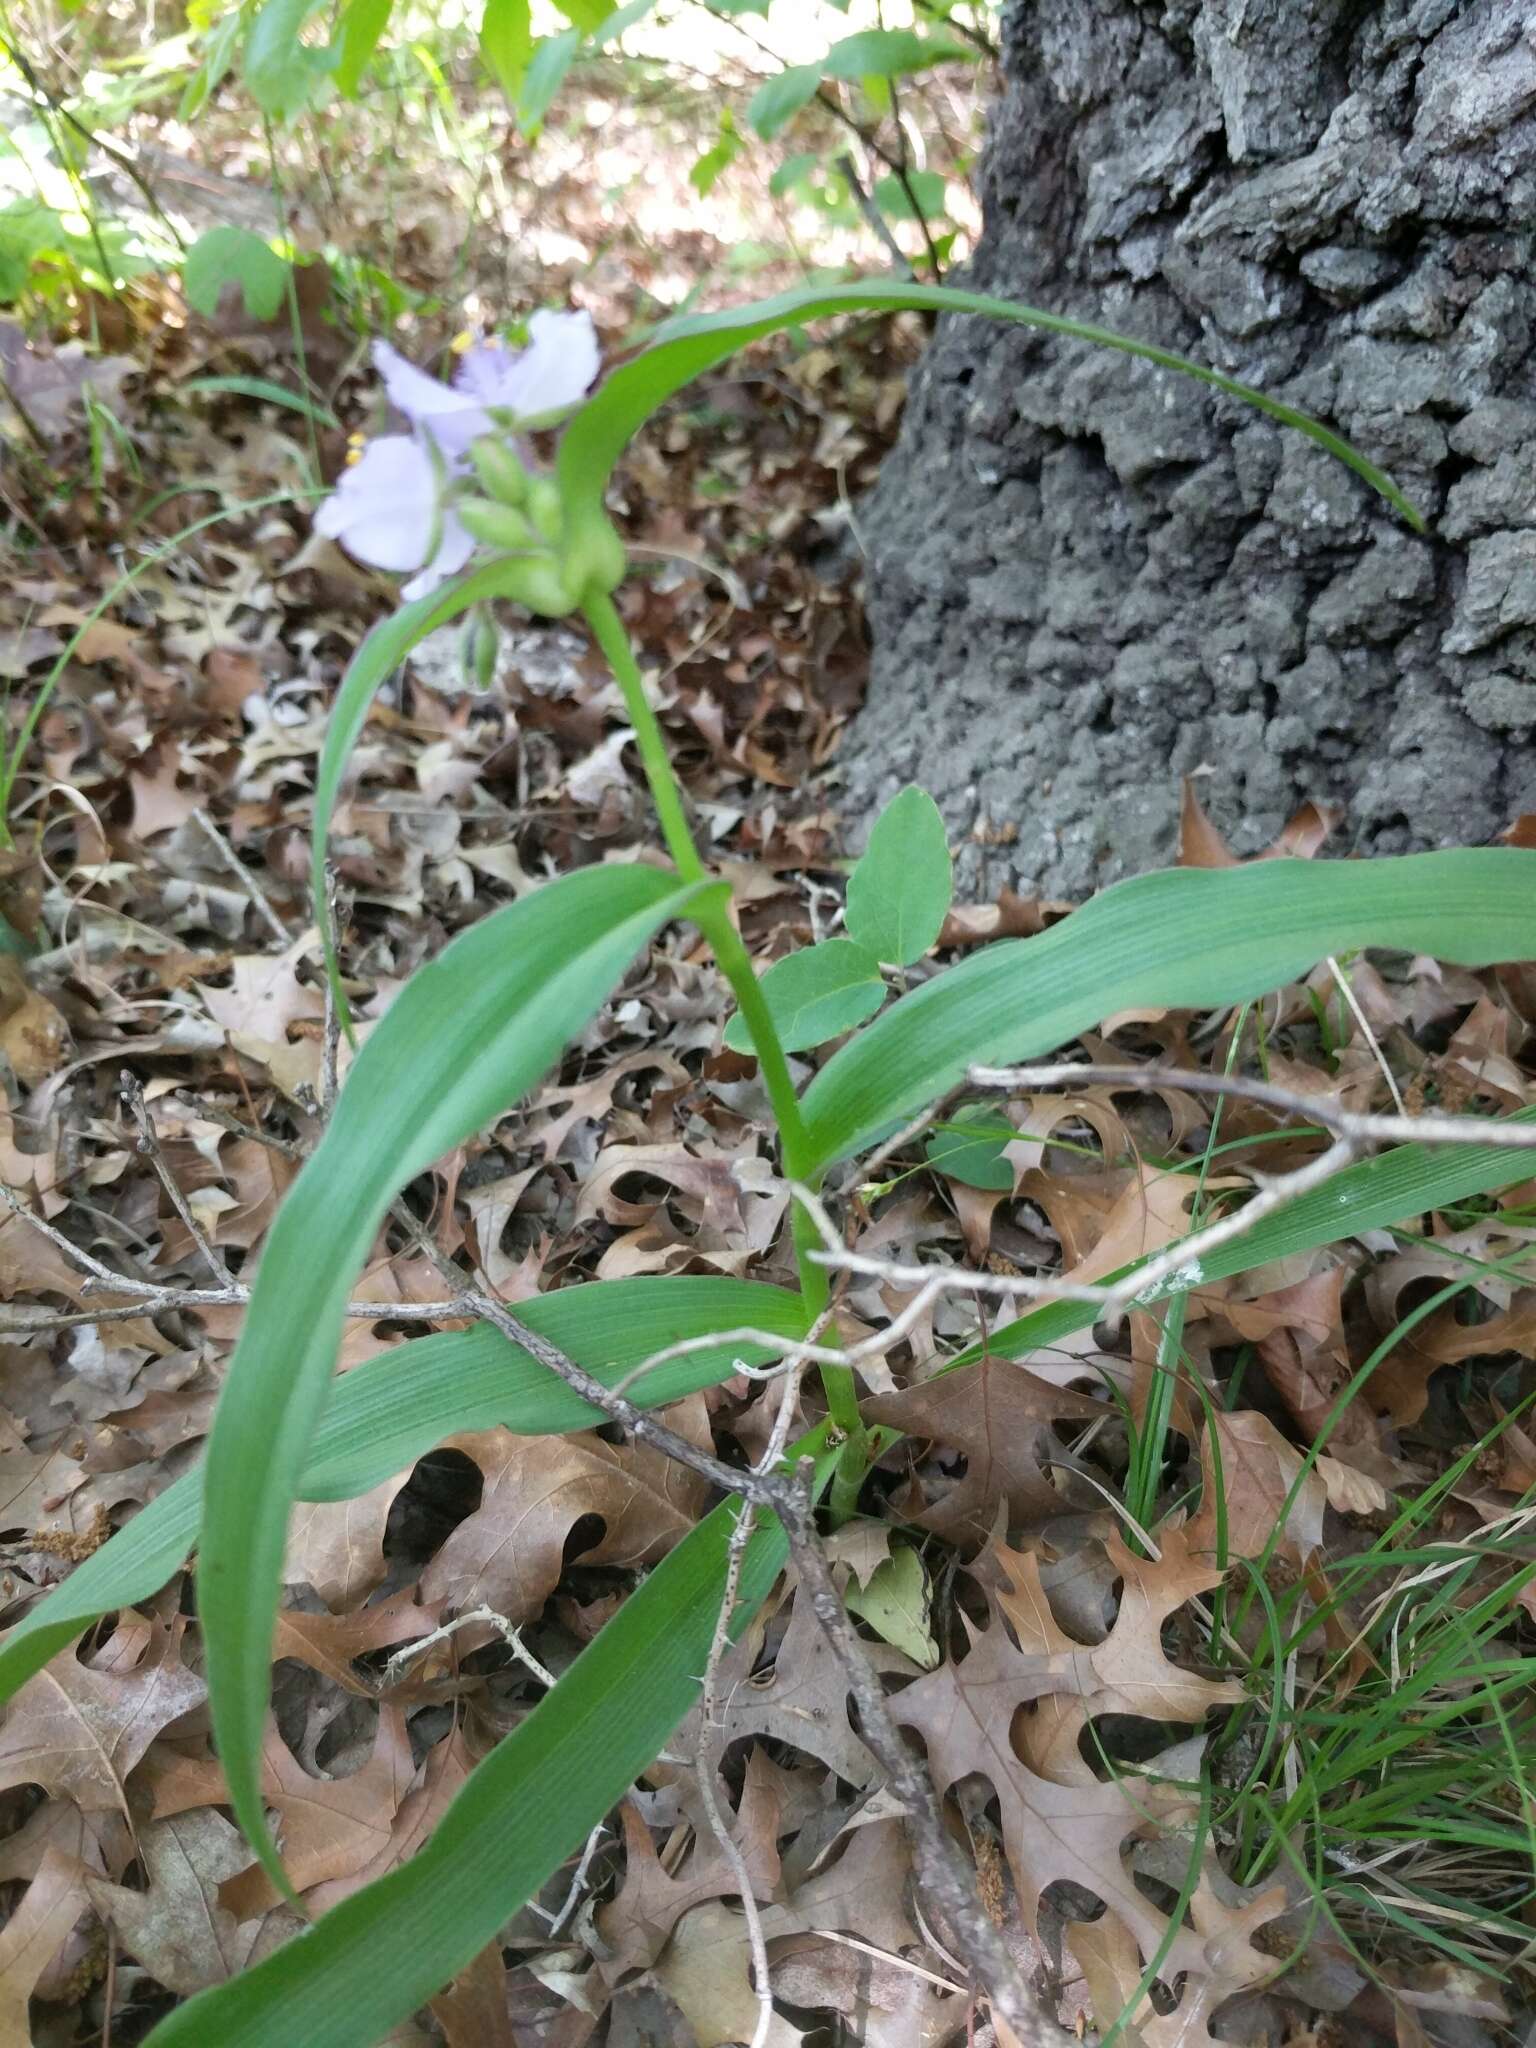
<box><xmin>198</xmin><ymin>864</ymin><xmax>716</xmax><ymax>1893</ymax></box>
<box><xmin>801</xmin><ymin>850</ymin><xmax>1536</xmax><ymax>1172</ymax></box>
<box><xmin>143</xmin><ymin>1429</ymin><xmax>837</xmax><ymax>2048</ymax></box>
<box><xmin>0</xmin><ymin>1274</ymin><xmax>805</xmax><ymax>1701</ymax></box>
<box><xmin>183</xmin><ymin>374</ymin><xmax>341</xmax><ymax>426</ymax></box>
<box><xmin>559</xmin><ymin>281</ymin><xmax>1423</xmax><ymax>590</ymax></box>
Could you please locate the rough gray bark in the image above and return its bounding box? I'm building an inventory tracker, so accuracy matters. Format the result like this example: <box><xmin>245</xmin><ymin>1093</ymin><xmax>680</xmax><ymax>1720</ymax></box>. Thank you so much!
<box><xmin>844</xmin><ymin>0</ymin><xmax>1536</xmax><ymax>897</ymax></box>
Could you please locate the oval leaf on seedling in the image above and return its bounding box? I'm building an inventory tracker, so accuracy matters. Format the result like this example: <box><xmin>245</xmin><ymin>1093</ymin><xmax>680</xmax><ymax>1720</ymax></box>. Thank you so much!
<box><xmin>722</xmin><ymin>936</ymin><xmax>885</xmax><ymax>1055</ymax></box>
<box><xmin>845</xmin><ymin>783</ymin><xmax>952</xmax><ymax>966</ymax></box>
<box><xmin>844</xmin><ymin>1543</ymin><xmax>940</xmax><ymax>1669</ymax></box>
<box><xmin>925</xmin><ymin>1104</ymin><xmax>1014</xmax><ymax>1190</ymax></box>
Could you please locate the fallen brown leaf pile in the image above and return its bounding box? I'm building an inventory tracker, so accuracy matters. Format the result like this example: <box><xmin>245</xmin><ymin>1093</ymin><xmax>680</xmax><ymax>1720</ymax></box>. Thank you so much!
<box><xmin>0</xmin><ymin>85</ymin><xmax>1531</xmax><ymax>2048</ymax></box>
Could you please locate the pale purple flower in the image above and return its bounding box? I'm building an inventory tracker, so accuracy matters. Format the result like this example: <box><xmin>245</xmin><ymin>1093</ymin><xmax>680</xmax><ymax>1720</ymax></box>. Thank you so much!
<box><xmin>316</xmin><ymin>308</ymin><xmax>598</xmax><ymax>598</ymax></box>
<box><xmin>371</xmin><ymin>310</ymin><xmax>599</xmax><ymax>458</ymax></box>
<box><xmin>313</xmin><ymin>435</ymin><xmax>474</xmax><ymax>601</ymax></box>
<box><xmin>452</xmin><ymin>310</ymin><xmax>601</xmax><ymax>423</ymax></box>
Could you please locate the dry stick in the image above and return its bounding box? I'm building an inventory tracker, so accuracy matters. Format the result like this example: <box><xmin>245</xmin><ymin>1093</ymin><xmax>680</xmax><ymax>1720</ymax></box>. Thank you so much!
<box><xmin>381</xmin><ymin>1604</ymin><xmax>556</xmax><ymax>1693</ymax></box>
<box><xmin>965</xmin><ymin>1060</ymin><xmax>1536</xmax><ymax>1155</ymax></box>
<box><xmin>118</xmin><ymin>1071</ymin><xmax>233</xmax><ymax>1286</ymax></box>
<box><xmin>192</xmin><ymin>808</ymin><xmax>291</xmax><ymax>946</ymax></box>
<box><xmin>836</xmin><ymin>152</ymin><xmax>914</xmax><ymax>277</ymax></box>
<box><xmin>796</xmin><ymin>1140</ymin><xmax>1364</xmax><ymax>1331</ymax></box>
<box><xmin>775</xmin><ymin>1463</ymin><xmax>1054</xmax><ymax>2048</ymax></box>
<box><xmin>694</xmin><ymin>1348</ymin><xmax>812</xmax><ymax>2048</ymax></box>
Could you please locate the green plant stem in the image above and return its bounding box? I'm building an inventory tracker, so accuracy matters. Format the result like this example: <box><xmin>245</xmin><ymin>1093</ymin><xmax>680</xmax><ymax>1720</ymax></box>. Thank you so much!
<box><xmin>580</xmin><ymin>590</ymin><xmax>706</xmax><ymax>883</ymax></box>
<box><xmin>580</xmin><ymin>589</ymin><xmax>863</xmax><ymax>1442</ymax></box>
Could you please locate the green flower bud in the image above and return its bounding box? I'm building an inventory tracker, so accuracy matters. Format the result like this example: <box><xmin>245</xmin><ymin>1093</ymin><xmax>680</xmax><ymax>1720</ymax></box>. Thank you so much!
<box><xmin>468</xmin><ymin>436</ymin><xmax>530</xmax><ymax>507</ymax></box>
<box><xmin>566</xmin><ymin>513</ymin><xmax>627</xmax><ymax>597</ymax></box>
<box><xmin>525</xmin><ymin>477</ymin><xmax>564</xmax><ymax>544</ymax></box>
<box><xmin>457</xmin><ymin>497</ymin><xmax>538</xmax><ymax>550</ymax></box>
<box><xmin>461</xmin><ymin>608</ymin><xmax>500</xmax><ymax>691</ymax></box>
<box><xmin>501</xmin><ymin>554</ymin><xmax>578</xmax><ymax>618</ymax></box>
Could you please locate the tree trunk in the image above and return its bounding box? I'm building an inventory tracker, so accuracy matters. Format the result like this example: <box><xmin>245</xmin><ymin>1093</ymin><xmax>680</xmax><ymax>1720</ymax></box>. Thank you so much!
<box><xmin>844</xmin><ymin>0</ymin><xmax>1536</xmax><ymax>897</ymax></box>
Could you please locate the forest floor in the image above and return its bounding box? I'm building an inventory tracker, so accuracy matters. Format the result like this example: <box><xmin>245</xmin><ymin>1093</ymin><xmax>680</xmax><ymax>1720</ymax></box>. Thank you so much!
<box><xmin>0</xmin><ymin>24</ymin><xmax>1532</xmax><ymax>2048</ymax></box>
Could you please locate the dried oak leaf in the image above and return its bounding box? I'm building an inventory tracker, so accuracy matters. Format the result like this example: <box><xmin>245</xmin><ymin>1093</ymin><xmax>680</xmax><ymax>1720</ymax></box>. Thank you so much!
<box><xmin>993</xmin><ymin>1528</ymin><xmax>1243</xmax><ymax>1724</ymax></box>
<box><xmin>596</xmin><ymin>1745</ymin><xmax>785</xmax><ymax>1979</ymax></box>
<box><xmin>148</xmin><ymin>1710</ymin><xmax>414</xmax><ymax>1916</ymax></box>
<box><xmin>651</xmin><ymin>1900</ymin><xmax>804</xmax><ymax>2048</ymax></box>
<box><xmin>1222</xmin><ymin>1268</ymin><xmax>1376</xmax><ymax>1446</ymax></box>
<box><xmin>272</xmin><ymin>1588</ymin><xmax>440</xmax><ymax>1694</ymax></box>
<box><xmin>1068</xmin><ymin>1885</ymin><xmax>1286</xmax><ymax>2048</ymax></box>
<box><xmin>284</xmin><ymin>1472</ymin><xmax>405</xmax><ymax>1610</ymax></box>
<box><xmin>0</xmin><ymin>1616</ymin><xmax>205</xmax><ymax>1811</ymax></box>
<box><xmin>1183</xmin><ymin>1409</ymin><xmax>1328</xmax><ymax>1564</ymax></box>
<box><xmin>864</xmin><ymin>1357</ymin><xmax>1103</xmax><ymax>1548</ymax></box>
<box><xmin>688</xmin><ymin>1583</ymin><xmax>913</xmax><ymax>1790</ymax></box>
<box><xmin>893</xmin><ymin>1550</ymin><xmax>1278</xmax><ymax>2000</ymax></box>
<box><xmin>85</xmin><ymin>1810</ymin><xmax>295</xmax><ymax>1997</ymax></box>
<box><xmin>646</xmin><ymin>1822</ymin><xmax>924</xmax><ymax>2048</ymax></box>
<box><xmin>0</xmin><ymin>1846</ymin><xmax>91</xmax><ymax>2048</ymax></box>
<box><xmin>765</xmin><ymin>1932</ymin><xmax>958</xmax><ymax>2048</ymax></box>
<box><xmin>0</xmin><ymin>958</ymin><xmax>69</xmax><ymax>1088</ymax></box>
<box><xmin>421</xmin><ymin>1406</ymin><xmax>713</xmax><ymax>1623</ymax></box>
<box><xmin>305</xmin><ymin>1721</ymin><xmax>475</xmax><ymax>1916</ymax></box>
<box><xmin>429</xmin><ymin>1939</ymin><xmax>520</xmax><ymax>2047</ymax></box>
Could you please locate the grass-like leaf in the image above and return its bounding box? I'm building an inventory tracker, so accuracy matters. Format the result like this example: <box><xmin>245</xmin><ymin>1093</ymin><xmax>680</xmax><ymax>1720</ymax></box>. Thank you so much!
<box><xmin>0</xmin><ymin>1274</ymin><xmax>805</xmax><ymax>1702</ymax></box>
<box><xmin>559</xmin><ymin>280</ymin><xmax>1423</xmax><ymax>594</ymax></box>
<box><xmin>198</xmin><ymin>863</ymin><xmax>716</xmax><ymax>1892</ymax></box>
<box><xmin>801</xmin><ymin>850</ymin><xmax>1536</xmax><ymax>1171</ymax></box>
<box><xmin>141</xmin><ymin>1430</ymin><xmax>837</xmax><ymax>2048</ymax></box>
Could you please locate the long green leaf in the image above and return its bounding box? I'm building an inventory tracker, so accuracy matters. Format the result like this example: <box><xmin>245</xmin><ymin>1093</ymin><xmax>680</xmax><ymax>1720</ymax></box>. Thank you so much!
<box><xmin>143</xmin><ymin>1429</ymin><xmax>837</xmax><ymax>2048</ymax></box>
<box><xmin>199</xmin><ymin>863</ymin><xmax>715</xmax><ymax>1892</ymax></box>
<box><xmin>801</xmin><ymin>850</ymin><xmax>1536</xmax><ymax>1172</ymax></box>
<box><xmin>0</xmin><ymin>1274</ymin><xmax>804</xmax><ymax>1702</ymax></box>
<box><xmin>558</xmin><ymin>281</ymin><xmax>1423</xmax><ymax>589</ymax></box>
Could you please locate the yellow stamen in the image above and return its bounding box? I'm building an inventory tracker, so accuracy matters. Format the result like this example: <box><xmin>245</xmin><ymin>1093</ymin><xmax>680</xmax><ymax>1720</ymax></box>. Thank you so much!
<box><xmin>449</xmin><ymin>329</ymin><xmax>475</xmax><ymax>355</ymax></box>
<box><xmin>345</xmin><ymin>445</ymin><xmax>363</xmax><ymax>467</ymax></box>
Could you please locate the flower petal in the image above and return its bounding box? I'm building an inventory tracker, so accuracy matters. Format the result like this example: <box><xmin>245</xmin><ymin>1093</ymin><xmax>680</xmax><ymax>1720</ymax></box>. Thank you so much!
<box><xmin>314</xmin><ymin>436</ymin><xmax>438</xmax><ymax>571</ymax></box>
<box><xmin>401</xmin><ymin>508</ymin><xmax>476</xmax><ymax>601</ymax></box>
<box><xmin>372</xmin><ymin>340</ymin><xmax>491</xmax><ymax>458</ymax></box>
<box><xmin>453</xmin><ymin>309</ymin><xmax>599</xmax><ymax>423</ymax></box>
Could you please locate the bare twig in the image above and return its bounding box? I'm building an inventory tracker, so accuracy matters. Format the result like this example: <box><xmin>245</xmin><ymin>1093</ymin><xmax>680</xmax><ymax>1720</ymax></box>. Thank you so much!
<box><xmin>119</xmin><ymin>1072</ymin><xmax>233</xmax><ymax>1286</ymax></box>
<box><xmin>381</xmin><ymin>1604</ymin><xmax>556</xmax><ymax>1692</ymax></box>
<box><xmin>966</xmin><ymin>1060</ymin><xmax>1536</xmax><ymax>1155</ymax></box>
<box><xmin>795</xmin><ymin>1137</ymin><xmax>1365</xmax><ymax>1330</ymax></box>
<box><xmin>694</xmin><ymin>1351</ymin><xmax>810</xmax><ymax>2048</ymax></box>
<box><xmin>775</xmin><ymin>1463</ymin><xmax>1054</xmax><ymax>2045</ymax></box>
<box><xmin>0</xmin><ymin>30</ymin><xmax>186</xmax><ymax>250</ymax></box>
<box><xmin>192</xmin><ymin>809</ymin><xmax>290</xmax><ymax>946</ymax></box>
<box><xmin>836</xmin><ymin>152</ymin><xmax>915</xmax><ymax>277</ymax></box>
<box><xmin>544</xmin><ymin>1820</ymin><xmax>608</xmax><ymax>1938</ymax></box>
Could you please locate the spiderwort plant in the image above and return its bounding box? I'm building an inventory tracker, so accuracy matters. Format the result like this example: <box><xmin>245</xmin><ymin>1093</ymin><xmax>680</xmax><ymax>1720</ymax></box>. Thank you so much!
<box><xmin>9</xmin><ymin>281</ymin><xmax>1536</xmax><ymax>2048</ymax></box>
